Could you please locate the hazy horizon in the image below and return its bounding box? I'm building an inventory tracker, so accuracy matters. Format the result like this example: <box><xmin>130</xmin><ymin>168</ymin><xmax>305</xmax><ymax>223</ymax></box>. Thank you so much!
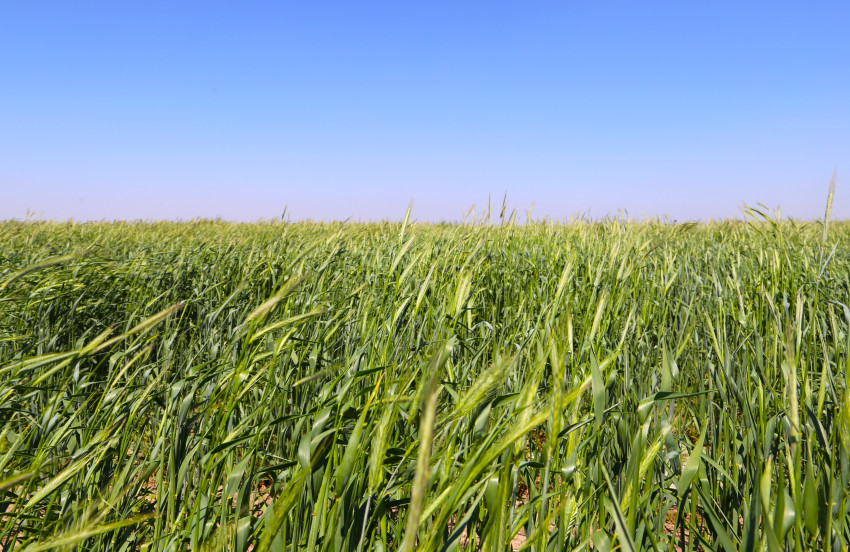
<box><xmin>8</xmin><ymin>196</ymin><xmax>842</xmax><ymax>225</ymax></box>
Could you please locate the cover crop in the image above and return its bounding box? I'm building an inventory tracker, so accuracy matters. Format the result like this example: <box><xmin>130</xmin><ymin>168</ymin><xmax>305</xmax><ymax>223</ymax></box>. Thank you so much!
<box><xmin>0</xmin><ymin>211</ymin><xmax>848</xmax><ymax>551</ymax></box>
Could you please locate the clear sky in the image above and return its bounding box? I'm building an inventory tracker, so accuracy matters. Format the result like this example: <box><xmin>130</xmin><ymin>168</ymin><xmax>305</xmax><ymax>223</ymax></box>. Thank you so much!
<box><xmin>2</xmin><ymin>2</ymin><xmax>849</xmax><ymax>222</ymax></box>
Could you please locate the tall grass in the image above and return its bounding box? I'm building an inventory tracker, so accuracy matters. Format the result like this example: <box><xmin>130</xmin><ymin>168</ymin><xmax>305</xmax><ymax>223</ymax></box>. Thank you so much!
<box><xmin>0</xmin><ymin>213</ymin><xmax>848</xmax><ymax>551</ymax></box>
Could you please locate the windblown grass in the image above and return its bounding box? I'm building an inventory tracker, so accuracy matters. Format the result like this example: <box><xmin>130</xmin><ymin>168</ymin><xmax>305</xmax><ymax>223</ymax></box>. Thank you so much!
<box><xmin>0</xmin><ymin>211</ymin><xmax>848</xmax><ymax>551</ymax></box>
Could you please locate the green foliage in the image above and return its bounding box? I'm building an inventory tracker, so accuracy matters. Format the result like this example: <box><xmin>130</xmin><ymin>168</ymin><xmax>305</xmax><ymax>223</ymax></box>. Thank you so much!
<box><xmin>0</xmin><ymin>215</ymin><xmax>849</xmax><ymax>550</ymax></box>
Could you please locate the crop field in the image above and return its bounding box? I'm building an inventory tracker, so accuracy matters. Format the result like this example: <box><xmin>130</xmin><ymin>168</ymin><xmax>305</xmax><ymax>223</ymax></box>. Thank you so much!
<box><xmin>1</xmin><ymin>212</ymin><xmax>849</xmax><ymax>551</ymax></box>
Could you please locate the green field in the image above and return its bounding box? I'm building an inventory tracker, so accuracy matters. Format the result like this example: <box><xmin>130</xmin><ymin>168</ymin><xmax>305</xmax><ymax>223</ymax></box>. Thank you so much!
<box><xmin>1</xmin><ymin>212</ymin><xmax>849</xmax><ymax>551</ymax></box>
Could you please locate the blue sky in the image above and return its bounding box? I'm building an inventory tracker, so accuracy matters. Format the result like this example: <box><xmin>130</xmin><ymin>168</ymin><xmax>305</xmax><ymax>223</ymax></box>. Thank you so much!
<box><xmin>2</xmin><ymin>2</ymin><xmax>848</xmax><ymax>222</ymax></box>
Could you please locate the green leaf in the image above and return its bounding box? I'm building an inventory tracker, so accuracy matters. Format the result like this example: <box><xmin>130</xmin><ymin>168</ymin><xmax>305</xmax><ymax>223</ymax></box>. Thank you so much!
<box><xmin>803</xmin><ymin>462</ymin><xmax>819</xmax><ymax>537</ymax></box>
<box><xmin>28</xmin><ymin>514</ymin><xmax>155</xmax><ymax>552</ymax></box>
<box><xmin>590</xmin><ymin>354</ymin><xmax>605</xmax><ymax>429</ymax></box>
<box><xmin>225</xmin><ymin>454</ymin><xmax>253</xmax><ymax>499</ymax></box>
<box><xmin>677</xmin><ymin>422</ymin><xmax>706</xmax><ymax>495</ymax></box>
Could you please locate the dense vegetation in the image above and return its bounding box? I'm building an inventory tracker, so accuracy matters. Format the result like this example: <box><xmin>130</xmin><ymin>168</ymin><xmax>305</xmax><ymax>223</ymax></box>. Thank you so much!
<box><xmin>1</xmin><ymin>210</ymin><xmax>849</xmax><ymax>551</ymax></box>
